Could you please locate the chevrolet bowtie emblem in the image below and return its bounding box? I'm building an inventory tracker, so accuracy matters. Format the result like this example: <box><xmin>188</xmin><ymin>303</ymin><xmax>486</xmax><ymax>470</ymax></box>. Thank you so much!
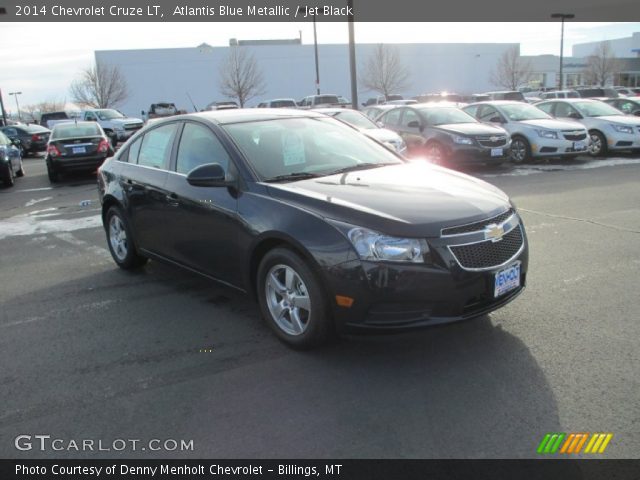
<box><xmin>484</xmin><ymin>223</ymin><xmax>504</xmax><ymax>242</ymax></box>
<box><xmin>490</xmin><ymin>136</ymin><xmax>500</xmax><ymax>142</ymax></box>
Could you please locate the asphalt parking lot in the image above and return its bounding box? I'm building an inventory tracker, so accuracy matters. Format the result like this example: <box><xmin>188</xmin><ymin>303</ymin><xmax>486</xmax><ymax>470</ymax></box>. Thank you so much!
<box><xmin>1</xmin><ymin>154</ymin><xmax>639</xmax><ymax>459</ymax></box>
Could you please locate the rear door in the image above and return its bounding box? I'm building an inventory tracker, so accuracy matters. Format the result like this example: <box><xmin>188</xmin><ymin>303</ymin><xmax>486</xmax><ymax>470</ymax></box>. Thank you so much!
<box><xmin>119</xmin><ymin>122</ymin><xmax>180</xmax><ymax>255</ymax></box>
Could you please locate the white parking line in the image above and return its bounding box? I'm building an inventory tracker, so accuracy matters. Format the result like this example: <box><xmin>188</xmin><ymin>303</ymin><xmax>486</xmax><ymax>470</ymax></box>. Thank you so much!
<box><xmin>25</xmin><ymin>197</ymin><xmax>53</xmax><ymax>207</ymax></box>
<box><xmin>14</xmin><ymin>187</ymin><xmax>54</xmax><ymax>193</ymax></box>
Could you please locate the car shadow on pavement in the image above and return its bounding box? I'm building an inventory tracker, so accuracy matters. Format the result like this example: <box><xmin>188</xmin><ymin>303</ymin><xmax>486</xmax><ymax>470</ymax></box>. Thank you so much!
<box><xmin>2</xmin><ymin>261</ymin><xmax>563</xmax><ymax>461</ymax></box>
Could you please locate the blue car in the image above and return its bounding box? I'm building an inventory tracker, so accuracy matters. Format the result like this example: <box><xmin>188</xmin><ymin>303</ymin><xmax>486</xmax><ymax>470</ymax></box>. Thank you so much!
<box><xmin>0</xmin><ymin>130</ymin><xmax>24</xmax><ymax>187</ymax></box>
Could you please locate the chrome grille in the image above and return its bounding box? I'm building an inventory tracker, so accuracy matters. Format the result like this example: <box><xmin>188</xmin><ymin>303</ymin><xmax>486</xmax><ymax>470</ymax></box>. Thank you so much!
<box><xmin>124</xmin><ymin>123</ymin><xmax>143</xmax><ymax>131</ymax></box>
<box><xmin>442</xmin><ymin>209</ymin><xmax>514</xmax><ymax>236</ymax></box>
<box><xmin>449</xmin><ymin>225</ymin><xmax>524</xmax><ymax>270</ymax></box>
<box><xmin>476</xmin><ymin>135</ymin><xmax>508</xmax><ymax>147</ymax></box>
<box><xmin>563</xmin><ymin>131</ymin><xmax>587</xmax><ymax>141</ymax></box>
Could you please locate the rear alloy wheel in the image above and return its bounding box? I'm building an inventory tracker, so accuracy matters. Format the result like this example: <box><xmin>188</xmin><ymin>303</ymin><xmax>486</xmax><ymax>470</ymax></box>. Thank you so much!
<box><xmin>105</xmin><ymin>206</ymin><xmax>148</xmax><ymax>270</ymax></box>
<box><xmin>510</xmin><ymin>137</ymin><xmax>531</xmax><ymax>164</ymax></box>
<box><xmin>257</xmin><ymin>248</ymin><xmax>332</xmax><ymax>349</ymax></box>
<box><xmin>588</xmin><ymin>130</ymin><xmax>607</xmax><ymax>157</ymax></box>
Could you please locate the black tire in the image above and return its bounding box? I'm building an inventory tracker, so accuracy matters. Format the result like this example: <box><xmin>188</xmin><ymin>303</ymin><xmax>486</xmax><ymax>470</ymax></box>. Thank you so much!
<box><xmin>257</xmin><ymin>247</ymin><xmax>333</xmax><ymax>349</ymax></box>
<box><xmin>510</xmin><ymin>136</ymin><xmax>531</xmax><ymax>164</ymax></box>
<box><xmin>16</xmin><ymin>159</ymin><xmax>25</xmax><ymax>177</ymax></box>
<box><xmin>425</xmin><ymin>141</ymin><xmax>448</xmax><ymax>165</ymax></box>
<box><xmin>104</xmin><ymin>206</ymin><xmax>148</xmax><ymax>270</ymax></box>
<box><xmin>2</xmin><ymin>162</ymin><xmax>14</xmax><ymax>187</ymax></box>
<box><xmin>588</xmin><ymin>130</ymin><xmax>607</xmax><ymax>157</ymax></box>
<box><xmin>46</xmin><ymin>161</ymin><xmax>59</xmax><ymax>183</ymax></box>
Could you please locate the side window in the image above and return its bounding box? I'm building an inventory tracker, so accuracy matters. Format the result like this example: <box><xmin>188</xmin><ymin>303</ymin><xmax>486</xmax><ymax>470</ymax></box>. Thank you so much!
<box><xmin>400</xmin><ymin>109</ymin><xmax>420</xmax><ymax>128</ymax></box>
<box><xmin>555</xmin><ymin>103</ymin><xmax>578</xmax><ymax>118</ymax></box>
<box><xmin>138</xmin><ymin>123</ymin><xmax>178</xmax><ymax>169</ymax></box>
<box><xmin>619</xmin><ymin>101</ymin><xmax>633</xmax><ymax>114</ymax></box>
<box><xmin>127</xmin><ymin>136</ymin><xmax>142</xmax><ymax>164</ymax></box>
<box><xmin>478</xmin><ymin>106</ymin><xmax>501</xmax><ymax>122</ymax></box>
<box><xmin>176</xmin><ymin>123</ymin><xmax>231</xmax><ymax>175</ymax></box>
<box><xmin>85</xmin><ymin>112</ymin><xmax>97</xmax><ymax>121</ymax></box>
<box><xmin>5</xmin><ymin>128</ymin><xmax>18</xmax><ymax>136</ymax></box>
<box><xmin>382</xmin><ymin>108</ymin><xmax>401</xmax><ymax>126</ymax></box>
<box><xmin>537</xmin><ymin>103</ymin><xmax>555</xmax><ymax>116</ymax></box>
<box><xmin>463</xmin><ymin>105</ymin><xmax>479</xmax><ymax>118</ymax></box>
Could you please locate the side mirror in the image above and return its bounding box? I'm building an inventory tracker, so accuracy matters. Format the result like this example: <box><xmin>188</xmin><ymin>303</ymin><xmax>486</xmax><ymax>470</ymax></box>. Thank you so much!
<box><xmin>376</xmin><ymin>121</ymin><xmax>384</xmax><ymax>128</ymax></box>
<box><xmin>489</xmin><ymin>116</ymin><xmax>503</xmax><ymax>123</ymax></box>
<box><xmin>186</xmin><ymin>163</ymin><xmax>229</xmax><ymax>187</ymax></box>
<box><xmin>407</xmin><ymin>120</ymin><xmax>422</xmax><ymax>130</ymax></box>
<box><xmin>568</xmin><ymin>112</ymin><xmax>582</xmax><ymax>120</ymax></box>
<box><xmin>141</xmin><ymin>110</ymin><xmax>146</xmax><ymax>116</ymax></box>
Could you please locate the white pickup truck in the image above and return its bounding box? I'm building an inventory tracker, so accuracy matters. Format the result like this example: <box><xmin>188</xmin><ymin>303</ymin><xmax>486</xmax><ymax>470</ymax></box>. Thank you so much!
<box><xmin>41</xmin><ymin>109</ymin><xmax>144</xmax><ymax>146</ymax></box>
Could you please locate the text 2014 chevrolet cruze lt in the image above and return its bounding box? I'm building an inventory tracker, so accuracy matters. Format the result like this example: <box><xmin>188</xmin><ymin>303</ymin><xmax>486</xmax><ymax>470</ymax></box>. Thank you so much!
<box><xmin>98</xmin><ymin>109</ymin><xmax>528</xmax><ymax>349</ymax></box>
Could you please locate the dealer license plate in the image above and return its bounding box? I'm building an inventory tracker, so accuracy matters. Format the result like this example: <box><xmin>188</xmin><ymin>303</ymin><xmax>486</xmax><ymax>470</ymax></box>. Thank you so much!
<box><xmin>573</xmin><ymin>141</ymin><xmax>586</xmax><ymax>151</ymax></box>
<box><xmin>72</xmin><ymin>146</ymin><xmax>86</xmax><ymax>154</ymax></box>
<box><xmin>491</xmin><ymin>148</ymin><xmax>503</xmax><ymax>157</ymax></box>
<box><xmin>494</xmin><ymin>262</ymin><xmax>521</xmax><ymax>298</ymax></box>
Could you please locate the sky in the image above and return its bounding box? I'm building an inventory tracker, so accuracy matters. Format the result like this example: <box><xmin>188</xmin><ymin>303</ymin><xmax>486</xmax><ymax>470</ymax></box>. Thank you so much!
<box><xmin>1</xmin><ymin>21</ymin><xmax>639</xmax><ymax>110</ymax></box>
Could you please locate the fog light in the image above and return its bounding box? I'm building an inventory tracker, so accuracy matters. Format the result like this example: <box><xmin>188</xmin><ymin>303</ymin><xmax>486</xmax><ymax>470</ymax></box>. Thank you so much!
<box><xmin>336</xmin><ymin>295</ymin><xmax>354</xmax><ymax>308</ymax></box>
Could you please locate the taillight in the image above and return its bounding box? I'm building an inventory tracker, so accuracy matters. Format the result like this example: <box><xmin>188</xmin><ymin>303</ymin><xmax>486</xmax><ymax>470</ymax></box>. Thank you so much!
<box><xmin>47</xmin><ymin>145</ymin><xmax>61</xmax><ymax>157</ymax></box>
<box><xmin>31</xmin><ymin>134</ymin><xmax>40</xmax><ymax>142</ymax></box>
<box><xmin>98</xmin><ymin>139</ymin><xmax>109</xmax><ymax>153</ymax></box>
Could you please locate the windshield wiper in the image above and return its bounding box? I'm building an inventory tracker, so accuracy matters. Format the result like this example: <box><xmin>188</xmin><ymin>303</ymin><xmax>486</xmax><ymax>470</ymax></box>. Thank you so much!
<box><xmin>324</xmin><ymin>162</ymin><xmax>397</xmax><ymax>176</ymax></box>
<box><xmin>264</xmin><ymin>172</ymin><xmax>320</xmax><ymax>183</ymax></box>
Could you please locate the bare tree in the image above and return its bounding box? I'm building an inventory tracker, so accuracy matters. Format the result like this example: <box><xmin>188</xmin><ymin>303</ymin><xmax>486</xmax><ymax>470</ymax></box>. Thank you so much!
<box><xmin>219</xmin><ymin>47</ymin><xmax>266</xmax><ymax>107</ymax></box>
<box><xmin>360</xmin><ymin>44</ymin><xmax>410</xmax><ymax>98</ymax></box>
<box><xmin>582</xmin><ymin>42</ymin><xmax>620</xmax><ymax>86</ymax></box>
<box><xmin>69</xmin><ymin>62</ymin><xmax>128</xmax><ymax>108</ymax></box>
<box><xmin>21</xmin><ymin>98</ymin><xmax>66</xmax><ymax>124</ymax></box>
<box><xmin>490</xmin><ymin>46</ymin><xmax>533</xmax><ymax>90</ymax></box>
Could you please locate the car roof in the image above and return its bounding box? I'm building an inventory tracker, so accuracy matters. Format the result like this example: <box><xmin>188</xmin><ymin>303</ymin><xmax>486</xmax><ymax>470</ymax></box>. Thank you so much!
<box><xmin>52</xmin><ymin>121</ymin><xmax>100</xmax><ymax>129</ymax></box>
<box><xmin>412</xmin><ymin>102</ymin><xmax>463</xmax><ymax>109</ymax></box>
<box><xmin>465</xmin><ymin>100</ymin><xmax>524</xmax><ymax>106</ymax></box>
<box><xmin>314</xmin><ymin>107</ymin><xmax>358</xmax><ymax>114</ymax></box>
<box><xmin>537</xmin><ymin>98</ymin><xmax>598</xmax><ymax>103</ymax></box>
<box><xmin>152</xmin><ymin>108</ymin><xmax>326</xmax><ymax>126</ymax></box>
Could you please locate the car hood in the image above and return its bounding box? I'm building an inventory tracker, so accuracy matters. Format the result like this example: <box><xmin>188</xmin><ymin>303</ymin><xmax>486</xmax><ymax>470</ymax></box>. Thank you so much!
<box><xmin>436</xmin><ymin>122</ymin><xmax>507</xmax><ymax>136</ymax></box>
<box><xmin>518</xmin><ymin>118</ymin><xmax>585</xmax><ymax>130</ymax></box>
<box><xmin>593</xmin><ymin>115</ymin><xmax>640</xmax><ymax>125</ymax></box>
<box><xmin>265</xmin><ymin>162</ymin><xmax>511</xmax><ymax>238</ymax></box>
<box><xmin>362</xmin><ymin>128</ymin><xmax>402</xmax><ymax>143</ymax></box>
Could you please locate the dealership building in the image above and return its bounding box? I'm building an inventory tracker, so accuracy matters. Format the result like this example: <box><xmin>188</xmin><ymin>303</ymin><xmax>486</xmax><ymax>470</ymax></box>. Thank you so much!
<box><xmin>95</xmin><ymin>32</ymin><xmax>640</xmax><ymax>116</ymax></box>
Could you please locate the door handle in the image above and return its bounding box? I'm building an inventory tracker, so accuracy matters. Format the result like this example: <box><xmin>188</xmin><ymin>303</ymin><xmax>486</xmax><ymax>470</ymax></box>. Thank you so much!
<box><xmin>166</xmin><ymin>193</ymin><xmax>179</xmax><ymax>207</ymax></box>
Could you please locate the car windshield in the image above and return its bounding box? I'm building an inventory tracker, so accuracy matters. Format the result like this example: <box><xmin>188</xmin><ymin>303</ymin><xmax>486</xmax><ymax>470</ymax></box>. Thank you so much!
<box><xmin>223</xmin><ymin>117</ymin><xmax>403</xmax><ymax>182</ymax></box>
<box><xmin>95</xmin><ymin>109</ymin><xmax>124</xmax><ymax>120</ymax></box>
<box><xmin>315</xmin><ymin>95</ymin><xmax>340</xmax><ymax>104</ymax></box>
<box><xmin>52</xmin><ymin>123</ymin><xmax>102</xmax><ymax>139</ymax></box>
<box><xmin>334</xmin><ymin>111</ymin><xmax>377</xmax><ymax>129</ymax></box>
<box><xmin>500</xmin><ymin>103</ymin><xmax>551</xmax><ymax>121</ymax></box>
<box><xmin>573</xmin><ymin>101</ymin><xmax>623</xmax><ymax>117</ymax></box>
<box><xmin>271</xmin><ymin>100</ymin><xmax>296</xmax><ymax>108</ymax></box>
<box><xmin>418</xmin><ymin>107</ymin><xmax>478</xmax><ymax>125</ymax></box>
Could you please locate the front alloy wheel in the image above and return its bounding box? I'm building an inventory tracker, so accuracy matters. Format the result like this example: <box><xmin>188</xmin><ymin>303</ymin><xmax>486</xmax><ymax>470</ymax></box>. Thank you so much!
<box><xmin>588</xmin><ymin>131</ymin><xmax>607</xmax><ymax>157</ymax></box>
<box><xmin>510</xmin><ymin>137</ymin><xmax>530</xmax><ymax>163</ymax></box>
<box><xmin>257</xmin><ymin>248</ymin><xmax>332</xmax><ymax>349</ymax></box>
<box><xmin>265</xmin><ymin>264</ymin><xmax>312</xmax><ymax>336</ymax></box>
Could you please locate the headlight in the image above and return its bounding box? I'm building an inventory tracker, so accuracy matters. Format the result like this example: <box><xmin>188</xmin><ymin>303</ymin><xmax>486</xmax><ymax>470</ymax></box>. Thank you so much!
<box><xmin>610</xmin><ymin>124</ymin><xmax>633</xmax><ymax>134</ymax></box>
<box><xmin>452</xmin><ymin>134</ymin><xmax>473</xmax><ymax>145</ymax></box>
<box><xmin>347</xmin><ymin>227</ymin><xmax>429</xmax><ymax>263</ymax></box>
<box><xmin>536</xmin><ymin>129</ymin><xmax>558</xmax><ymax>139</ymax></box>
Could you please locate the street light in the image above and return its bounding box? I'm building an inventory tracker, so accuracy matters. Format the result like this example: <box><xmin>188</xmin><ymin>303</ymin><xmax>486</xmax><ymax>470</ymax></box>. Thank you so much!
<box><xmin>551</xmin><ymin>13</ymin><xmax>575</xmax><ymax>90</ymax></box>
<box><xmin>9</xmin><ymin>91</ymin><xmax>22</xmax><ymax>121</ymax></box>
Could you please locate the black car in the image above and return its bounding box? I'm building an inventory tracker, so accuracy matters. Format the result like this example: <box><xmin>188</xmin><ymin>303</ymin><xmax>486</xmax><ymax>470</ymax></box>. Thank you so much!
<box><xmin>0</xmin><ymin>130</ymin><xmax>25</xmax><ymax>187</ymax></box>
<box><xmin>377</xmin><ymin>104</ymin><xmax>511</xmax><ymax>165</ymax></box>
<box><xmin>97</xmin><ymin>110</ymin><xmax>528</xmax><ymax>349</ymax></box>
<box><xmin>0</xmin><ymin>124</ymin><xmax>51</xmax><ymax>156</ymax></box>
<box><xmin>46</xmin><ymin>121</ymin><xmax>113</xmax><ymax>183</ymax></box>
<box><xmin>575</xmin><ymin>87</ymin><xmax>619</xmax><ymax>98</ymax></box>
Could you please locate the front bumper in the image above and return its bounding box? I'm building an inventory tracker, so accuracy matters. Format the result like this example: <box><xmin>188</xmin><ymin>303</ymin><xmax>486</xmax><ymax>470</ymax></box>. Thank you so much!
<box><xmin>325</xmin><ymin>233</ymin><xmax>529</xmax><ymax>332</ymax></box>
<box><xmin>116</xmin><ymin>127</ymin><xmax>143</xmax><ymax>141</ymax></box>
<box><xmin>530</xmin><ymin>136</ymin><xmax>590</xmax><ymax>157</ymax></box>
<box><xmin>452</xmin><ymin>144</ymin><xmax>511</xmax><ymax>165</ymax></box>
<box><xmin>605</xmin><ymin>130</ymin><xmax>640</xmax><ymax>150</ymax></box>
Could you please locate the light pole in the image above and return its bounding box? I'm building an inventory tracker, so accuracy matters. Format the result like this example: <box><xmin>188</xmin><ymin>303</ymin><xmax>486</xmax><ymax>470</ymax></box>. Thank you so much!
<box><xmin>347</xmin><ymin>0</ymin><xmax>358</xmax><ymax>109</ymax></box>
<box><xmin>9</xmin><ymin>91</ymin><xmax>22</xmax><ymax>121</ymax></box>
<box><xmin>312</xmin><ymin>14</ymin><xmax>320</xmax><ymax>95</ymax></box>
<box><xmin>551</xmin><ymin>13</ymin><xmax>574</xmax><ymax>90</ymax></box>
